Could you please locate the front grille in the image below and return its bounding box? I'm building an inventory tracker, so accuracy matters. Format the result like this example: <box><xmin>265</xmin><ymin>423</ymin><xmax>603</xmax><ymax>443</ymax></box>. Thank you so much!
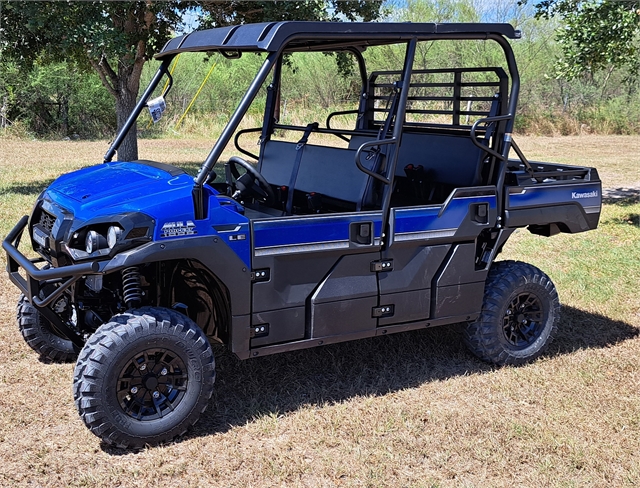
<box><xmin>39</xmin><ymin>209</ymin><xmax>56</xmax><ymax>234</ymax></box>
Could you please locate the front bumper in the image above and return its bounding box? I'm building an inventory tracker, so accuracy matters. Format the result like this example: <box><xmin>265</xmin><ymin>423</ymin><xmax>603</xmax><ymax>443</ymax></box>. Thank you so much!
<box><xmin>3</xmin><ymin>216</ymin><xmax>99</xmax><ymax>308</ymax></box>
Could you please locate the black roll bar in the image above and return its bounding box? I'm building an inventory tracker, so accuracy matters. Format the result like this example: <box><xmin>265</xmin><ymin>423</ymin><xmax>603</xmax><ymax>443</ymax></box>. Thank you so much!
<box><xmin>487</xmin><ymin>33</ymin><xmax>519</xmax><ymax>224</ymax></box>
<box><xmin>354</xmin><ymin>138</ymin><xmax>397</xmax><ymax>184</ymax></box>
<box><xmin>469</xmin><ymin>114</ymin><xmax>513</xmax><ymax>161</ymax></box>
<box><xmin>326</xmin><ymin>110</ymin><xmax>359</xmax><ymax>142</ymax></box>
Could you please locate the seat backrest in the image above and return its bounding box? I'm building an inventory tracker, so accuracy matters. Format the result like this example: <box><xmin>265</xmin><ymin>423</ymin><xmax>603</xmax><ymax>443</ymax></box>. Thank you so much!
<box><xmin>349</xmin><ymin>132</ymin><xmax>486</xmax><ymax>188</ymax></box>
<box><xmin>258</xmin><ymin>140</ymin><xmax>376</xmax><ymax>206</ymax></box>
<box><xmin>396</xmin><ymin>132</ymin><xmax>485</xmax><ymax>187</ymax></box>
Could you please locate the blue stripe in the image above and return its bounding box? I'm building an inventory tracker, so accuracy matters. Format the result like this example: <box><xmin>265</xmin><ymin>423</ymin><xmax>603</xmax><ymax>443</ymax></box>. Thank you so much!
<box><xmin>394</xmin><ymin>196</ymin><xmax>496</xmax><ymax>234</ymax></box>
<box><xmin>253</xmin><ymin>213</ymin><xmax>382</xmax><ymax>249</ymax></box>
<box><xmin>508</xmin><ymin>184</ymin><xmax>601</xmax><ymax>209</ymax></box>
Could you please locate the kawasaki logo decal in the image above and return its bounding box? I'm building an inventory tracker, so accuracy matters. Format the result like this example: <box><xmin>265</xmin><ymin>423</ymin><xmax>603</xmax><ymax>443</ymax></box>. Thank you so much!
<box><xmin>571</xmin><ymin>190</ymin><xmax>598</xmax><ymax>199</ymax></box>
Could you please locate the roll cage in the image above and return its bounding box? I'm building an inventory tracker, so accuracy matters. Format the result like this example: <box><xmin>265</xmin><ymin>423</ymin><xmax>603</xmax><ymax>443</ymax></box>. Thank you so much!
<box><xmin>104</xmin><ymin>21</ymin><xmax>522</xmax><ymax>221</ymax></box>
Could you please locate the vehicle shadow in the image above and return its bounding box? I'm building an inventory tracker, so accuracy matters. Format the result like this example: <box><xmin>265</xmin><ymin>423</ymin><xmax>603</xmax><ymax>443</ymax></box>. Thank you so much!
<box><xmin>602</xmin><ymin>188</ymin><xmax>640</xmax><ymax>205</ymax></box>
<box><xmin>0</xmin><ymin>179</ymin><xmax>55</xmax><ymax>197</ymax></box>
<box><xmin>144</xmin><ymin>305</ymin><xmax>637</xmax><ymax>448</ymax></box>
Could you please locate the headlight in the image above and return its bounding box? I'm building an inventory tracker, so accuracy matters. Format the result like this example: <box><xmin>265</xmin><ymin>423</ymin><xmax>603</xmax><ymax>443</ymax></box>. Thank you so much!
<box><xmin>85</xmin><ymin>230</ymin><xmax>107</xmax><ymax>254</ymax></box>
<box><xmin>65</xmin><ymin>213</ymin><xmax>153</xmax><ymax>262</ymax></box>
<box><xmin>107</xmin><ymin>225</ymin><xmax>123</xmax><ymax>249</ymax></box>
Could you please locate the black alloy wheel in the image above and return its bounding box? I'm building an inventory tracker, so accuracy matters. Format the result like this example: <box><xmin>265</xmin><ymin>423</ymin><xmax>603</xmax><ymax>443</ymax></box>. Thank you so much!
<box><xmin>74</xmin><ymin>307</ymin><xmax>215</xmax><ymax>449</ymax></box>
<box><xmin>502</xmin><ymin>292</ymin><xmax>545</xmax><ymax>349</ymax></box>
<box><xmin>463</xmin><ymin>260</ymin><xmax>560</xmax><ymax>366</ymax></box>
<box><xmin>116</xmin><ymin>347</ymin><xmax>188</xmax><ymax>421</ymax></box>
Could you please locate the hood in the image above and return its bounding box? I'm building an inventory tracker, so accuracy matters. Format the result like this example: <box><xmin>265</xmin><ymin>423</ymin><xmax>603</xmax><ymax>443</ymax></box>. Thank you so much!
<box><xmin>48</xmin><ymin>161</ymin><xmax>196</xmax><ymax>216</ymax></box>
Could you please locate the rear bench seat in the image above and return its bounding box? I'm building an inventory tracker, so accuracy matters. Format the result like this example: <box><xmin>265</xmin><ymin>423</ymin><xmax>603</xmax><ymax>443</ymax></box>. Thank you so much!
<box><xmin>257</xmin><ymin>140</ymin><xmax>378</xmax><ymax>212</ymax></box>
<box><xmin>257</xmin><ymin>129</ymin><xmax>488</xmax><ymax>213</ymax></box>
<box><xmin>349</xmin><ymin>132</ymin><xmax>487</xmax><ymax>188</ymax></box>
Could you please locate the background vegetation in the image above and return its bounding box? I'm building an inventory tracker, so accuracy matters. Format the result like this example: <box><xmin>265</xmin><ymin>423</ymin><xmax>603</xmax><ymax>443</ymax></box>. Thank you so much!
<box><xmin>2</xmin><ymin>0</ymin><xmax>640</xmax><ymax>141</ymax></box>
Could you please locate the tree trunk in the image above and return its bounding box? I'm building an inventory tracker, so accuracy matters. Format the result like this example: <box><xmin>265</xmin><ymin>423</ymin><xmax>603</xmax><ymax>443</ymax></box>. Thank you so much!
<box><xmin>114</xmin><ymin>86</ymin><xmax>139</xmax><ymax>161</ymax></box>
<box><xmin>85</xmin><ymin>4</ymin><xmax>154</xmax><ymax>161</ymax></box>
<box><xmin>1</xmin><ymin>95</ymin><xmax>7</xmax><ymax>129</ymax></box>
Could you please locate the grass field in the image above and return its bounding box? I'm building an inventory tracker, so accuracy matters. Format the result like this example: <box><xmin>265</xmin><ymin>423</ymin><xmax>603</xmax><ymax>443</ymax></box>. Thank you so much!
<box><xmin>0</xmin><ymin>135</ymin><xmax>638</xmax><ymax>487</ymax></box>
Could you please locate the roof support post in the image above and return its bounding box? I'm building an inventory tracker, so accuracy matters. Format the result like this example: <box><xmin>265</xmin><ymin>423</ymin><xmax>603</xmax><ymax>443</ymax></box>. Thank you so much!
<box><xmin>193</xmin><ymin>52</ymin><xmax>279</xmax><ymax>219</ymax></box>
<box><xmin>379</xmin><ymin>38</ymin><xmax>417</xmax><ymax>241</ymax></box>
<box><xmin>487</xmin><ymin>33</ymin><xmax>520</xmax><ymax>225</ymax></box>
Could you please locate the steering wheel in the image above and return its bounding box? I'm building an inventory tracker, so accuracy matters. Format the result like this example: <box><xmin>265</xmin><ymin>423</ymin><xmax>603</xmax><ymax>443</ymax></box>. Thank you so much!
<box><xmin>225</xmin><ymin>156</ymin><xmax>275</xmax><ymax>206</ymax></box>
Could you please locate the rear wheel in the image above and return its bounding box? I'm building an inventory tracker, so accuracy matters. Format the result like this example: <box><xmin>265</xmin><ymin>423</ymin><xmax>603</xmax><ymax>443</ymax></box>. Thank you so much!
<box><xmin>463</xmin><ymin>260</ymin><xmax>560</xmax><ymax>365</ymax></box>
<box><xmin>16</xmin><ymin>294</ymin><xmax>78</xmax><ymax>363</ymax></box>
<box><xmin>73</xmin><ymin>307</ymin><xmax>215</xmax><ymax>449</ymax></box>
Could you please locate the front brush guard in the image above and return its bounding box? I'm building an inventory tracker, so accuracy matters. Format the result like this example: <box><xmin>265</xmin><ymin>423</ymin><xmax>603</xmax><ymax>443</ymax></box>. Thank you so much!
<box><xmin>3</xmin><ymin>216</ymin><xmax>100</xmax><ymax>347</ymax></box>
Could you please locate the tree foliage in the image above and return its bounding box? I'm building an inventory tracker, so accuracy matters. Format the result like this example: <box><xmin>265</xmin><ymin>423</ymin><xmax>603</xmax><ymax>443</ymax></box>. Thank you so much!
<box><xmin>0</xmin><ymin>1</ymin><xmax>384</xmax><ymax>156</ymax></box>
<box><xmin>532</xmin><ymin>0</ymin><xmax>640</xmax><ymax>79</ymax></box>
<box><xmin>0</xmin><ymin>59</ymin><xmax>114</xmax><ymax>137</ymax></box>
<box><xmin>1</xmin><ymin>1</ymin><xmax>187</xmax><ymax>159</ymax></box>
<box><xmin>198</xmin><ymin>1</ymin><xmax>383</xmax><ymax>27</ymax></box>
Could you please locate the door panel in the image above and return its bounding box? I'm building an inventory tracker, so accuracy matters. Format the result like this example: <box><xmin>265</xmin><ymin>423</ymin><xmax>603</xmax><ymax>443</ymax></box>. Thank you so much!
<box><xmin>310</xmin><ymin>253</ymin><xmax>378</xmax><ymax>305</ymax></box>
<box><xmin>251</xmin><ymin>307</ymin><xmax>305</xmax><ymax>348</ymax></box>
<box><xmin>432</xmin><ymin>243</ymin><xmax>488</xmax><ymax>319</ymax></box>
<box><xmin>252</xmin><ymin>211</ymin><xmax>382</xmax><ymax>313</ymax></box>
<box><xmin>378</xmin><ymin>244</ymin><xmax>450</xmax><ymax>295</ymax></box>
<box><xmin>310</xmin><ymin>253</ymin><xmax>379</xmax><ymax>337</ymax></box>
<box><xmin>389</xmin><ymin>188</ymin><xmax>497</xmax><ymax>247</ymax></box>
<box><xmin>377</xmin><ymin>289</ymin><xmax>431</xmax><ymax>326</ymax></box>
<box><xmin>311</xmin><ymin>297</ymin><xmax>378</xmax><ymax>337</ymax></box>
<box><xmin>379</xmin><ymin>187</ymin><xmax>497</xmax><ymax>325</ymax></box>
<box><xmin>251</xmin><ymin>211</ymin><xmax>383</xmax><ymax>347</ymax></box>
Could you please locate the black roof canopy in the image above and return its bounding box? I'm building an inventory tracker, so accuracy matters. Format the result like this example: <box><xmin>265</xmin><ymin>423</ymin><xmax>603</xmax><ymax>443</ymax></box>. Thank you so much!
<box><xmin>156</xmin><ymin>21</ymin><xmax>520</xmax><ymax>58</ymax></box>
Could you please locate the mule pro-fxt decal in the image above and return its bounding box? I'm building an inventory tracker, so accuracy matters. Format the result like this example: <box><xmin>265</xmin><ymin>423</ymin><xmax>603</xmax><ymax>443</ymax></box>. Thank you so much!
<box><xmin>160</xmin><ymin>220</ymin><xmax>197</xmax><ymax>238</ymax></box>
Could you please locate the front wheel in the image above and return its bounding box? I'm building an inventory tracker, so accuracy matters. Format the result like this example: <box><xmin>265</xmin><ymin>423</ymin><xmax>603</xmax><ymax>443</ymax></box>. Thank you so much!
<box><xmin>16</xmin><ymin>294</ymin><xmax>78</xmax><ymax>363</ymax></box>
<box><xmin>73</xmin><ymin>307</ymin><xmax>215</xmax><ymax>449</ymax></box>
<box><xmin>463</xmin><ymin>260</ymin><xmax>560</xmax><ymax>366</ymax></box>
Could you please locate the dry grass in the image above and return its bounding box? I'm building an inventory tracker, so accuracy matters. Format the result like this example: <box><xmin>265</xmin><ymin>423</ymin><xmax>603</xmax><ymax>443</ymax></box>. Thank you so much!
<box><xmin>515</xmin><ymin>135</ymin><xmax>640</xmax><ymax>190</ymax></box>
<box><xmin>0</xmin><ymin>135</ymin><xmax>639</xmax><ymax>487</ymax></box>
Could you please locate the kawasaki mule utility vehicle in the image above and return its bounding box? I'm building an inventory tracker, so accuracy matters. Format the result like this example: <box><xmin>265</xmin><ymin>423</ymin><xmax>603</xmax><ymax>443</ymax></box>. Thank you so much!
<box><xmin>4</xmin><ymin>22</ymin><xmax>602</xmax><ymax>448</ymax></box>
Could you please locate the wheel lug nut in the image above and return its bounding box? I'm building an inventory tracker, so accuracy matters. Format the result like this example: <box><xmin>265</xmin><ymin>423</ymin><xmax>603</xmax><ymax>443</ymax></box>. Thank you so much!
<box><xmin>139</xmin><ymin>363</ymin><xmax>146</xmax><ymax>371</ymax></box>
<box><xmin>160</xmin><ymin>368</ymin><xmax>168</xmax><ymax>376</ymax></box>
<box><xmin>131</xmin><ymin>386</ymin><xmax>138</xmax><ymax>394</ymax></box>
<box><xmin>153</xmin><ymin>391</ymin><xmax>160</xmax><ymax>399</ymax></box>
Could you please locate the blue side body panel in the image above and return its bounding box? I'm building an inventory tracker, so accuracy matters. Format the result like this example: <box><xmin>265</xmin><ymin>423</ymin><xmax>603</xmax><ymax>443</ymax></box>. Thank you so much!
<box><xmin>507</xmin><ymin>183</ymin><xmax>601</xmax><ymax>212</ymax></box>
<box><xmin>253</xmin><ymin>212</ymin><xmax>383</xmax><ymax>256</ymax></box>
<box><xmin>391</xmin><ymin>194</ymin><xmax>497</xmax><ymax>242</ymax></box>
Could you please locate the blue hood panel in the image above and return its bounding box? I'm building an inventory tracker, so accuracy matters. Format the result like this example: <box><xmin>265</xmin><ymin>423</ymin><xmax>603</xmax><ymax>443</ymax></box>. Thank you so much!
<box><xmin>50</xmin><ymin>162</ymin><xmax>194</xmax><ymax>213</ymax></box>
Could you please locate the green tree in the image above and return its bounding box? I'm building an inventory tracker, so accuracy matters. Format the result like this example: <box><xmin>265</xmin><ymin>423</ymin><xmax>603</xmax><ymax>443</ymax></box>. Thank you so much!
<box><xmin>1</xmin><ymin>1</ymin><xmax>384</xmax><ymax>153</ymax></box>
<box><xmin>531</xmin><ymin>0</ymin><xmax>640</xmax><ymax>79</ymax></box>
<box><xmin>199</xmin><ymin>0</ymin><xmax>383</xmax><ymax>27</ymax></box>
<box><xmin>1</xmin><ymin>1</ymin><xmax>185</xmax><ymax>159</ymax></box>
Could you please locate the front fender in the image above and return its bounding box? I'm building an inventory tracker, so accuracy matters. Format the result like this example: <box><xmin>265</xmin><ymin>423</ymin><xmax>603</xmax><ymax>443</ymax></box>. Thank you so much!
<box><xmin>102</xmin><ymin>235</ymin><xmax>251</xmax><ymax>316</ymax></box>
